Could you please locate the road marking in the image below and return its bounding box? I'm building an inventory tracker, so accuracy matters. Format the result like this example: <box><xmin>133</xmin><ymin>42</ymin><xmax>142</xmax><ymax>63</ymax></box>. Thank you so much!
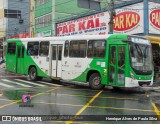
<box><xmin>0</xmin><ymin>87</ymin><xmax>60</xmax><ymax>109</ymax></box>
<box><xmin>0</xmin><ymin>82</ymin><xmax>13</xmax><ymax>88</ymax></box>
<box><xmin>33</xmin><ymin>102</ymin><xmax>83</xmax><ymax>107</ymax></box>
<box><xmin>151</xmin><ymin>102</ymin><xmax>160</xmax><ymax>119</ymax></box>
<box><xmin>14</xmin><ymin>79</ymin><xmax>46</xmax><ymax>87</ymax></box>
<box><xmin>0</xmin><ymin>98</ymin><xmax>13</xmax><ymax>102</ymax></box>
<box><xmin>32</xmin><ymin>101</ymin><xmax>155</xmax><ymax>113</ymax></box>
<box><xmin>37</xmin><ymin>81</ymin><xmax>62</xmax><ymax>87</ymax></box>
<box><xmin>1</xmin><ymin>79</ymin><xmax>31</xmax><ymax>87</ymax></box>
<box><xmin>88</xmin><ymin>105</ymin><xmax>155</xmax><ymax>112</ymax></box>
<box><xmin>43</xmin><ymin>93</ymin><xmax>139</xmax><ymax>101</ymax></box>
<box><xmin>66</xmin><ymin>90</ymin><xmax>103</xmax><ymax>124</ymax></box>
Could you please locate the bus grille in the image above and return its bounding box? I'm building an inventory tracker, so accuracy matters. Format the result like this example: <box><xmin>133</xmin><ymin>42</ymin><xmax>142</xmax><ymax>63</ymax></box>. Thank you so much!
<box><xmin>138</xmin><ymin>81</ymin><xmax>151</xmax><ymax>86</ymax></box>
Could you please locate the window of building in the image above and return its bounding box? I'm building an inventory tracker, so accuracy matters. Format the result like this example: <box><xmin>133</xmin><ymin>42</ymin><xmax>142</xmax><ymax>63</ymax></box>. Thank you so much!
<box><xmin>87</xmin><ymin>40</ymin><xmax>106</xmax><ymax>58</ymax></box>
<box><xmin>35</xmin><ymin>13</ymin><xmax>51</xmax><ymax>28</ymax></box>
<box><xmin>36</xmin><ymin>0</ymin><xmax>40</xmax><ymax>6</ymax></box>
<box><xmin>36</xmin><ymin>0</ymin><xmax>49</xmax><ymax>6</ymax></box>
<box><xmin>39</xmin><ymin>41</ymin><xmax>49</xmax><ymax>56</ymax></box>
<box><xmin>7</xmin><ymin>42</ymin><xmax>16</xmax><ymax>55</ymax></box>
<box><xmin>64</xmin><ymin>40</ymin><xmax>69</xmax><ymax>57</ymax></box>
<box><xmin>44</xmin><ymin>0</ymin><xmax>50</xmax><ymax>3</ymax></box>
<box><xmin>27</xmin><ymin>42</ymin><xmax>39</xmax><ymax>56</ymax></box>
<box><xmin>69</xmin><ymin>40</ymin><xmax>87</xmax><ymax>58</ymax></box>
<box><xmin>4</xmin><ymin>9</ymin><xmax>21</xmax><ymax>19</ymax></box>
<box><xmin>44</xmin><ymin>14</ymin><xmax>51</xmax><ymax>26</ymax></box>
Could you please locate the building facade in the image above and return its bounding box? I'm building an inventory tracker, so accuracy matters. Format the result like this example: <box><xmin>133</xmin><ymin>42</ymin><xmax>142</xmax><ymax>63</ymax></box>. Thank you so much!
<box><xmin>34</xmin><ymin>0</ymin><xmax>52</xmax><ymax>37</ymax></box>
<box><xmin>34</xmin><ymin>0</ymin><xmax>160</xmax><ymax>37</ymax></box>
<box><xmin>0</xmin><ymin>0</ymin><xmax>30</xmax><ymax>57</ymax></box>
<box><xmin>34</xmin><ymin>0</ymin><xmax>105</xmax><ymax>37</ymax></box>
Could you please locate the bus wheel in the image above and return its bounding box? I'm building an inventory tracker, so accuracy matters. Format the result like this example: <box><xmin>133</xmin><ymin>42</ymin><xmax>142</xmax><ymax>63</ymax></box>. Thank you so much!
<box><xmin>29</xmin><ymin>67</ymin><xmax>39</xmax><ymax>81</ymax></box>
<box><xmin>89</xmin><ymin>73</ymin><xmax>105</xmax><ymax>90</ymax></box>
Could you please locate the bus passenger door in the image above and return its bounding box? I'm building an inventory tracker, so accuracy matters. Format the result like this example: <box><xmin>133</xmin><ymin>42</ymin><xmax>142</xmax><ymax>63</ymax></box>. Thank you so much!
<box><xmin>17</xmin><ymin>45</ymin><xmax>25</xmax><ymax>74</ymax></box>
<box><xmin>51</xmin><ymin>45</ymin><xmax>62</xmax><ymax>78</ymax></box>
<box><xmin>108</xmin><ymin>45</ymin><xmax>126</xmax><ymax>86</ymax></box>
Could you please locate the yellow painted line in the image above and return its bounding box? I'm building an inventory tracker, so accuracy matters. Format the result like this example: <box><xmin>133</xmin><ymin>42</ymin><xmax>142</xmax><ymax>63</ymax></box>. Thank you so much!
<box><xmin>33</xmin><ymin>102</ymin><xmax>83</xmax><ymax>107</ymax></box>
<box><xmin>151</xmin><ymin>102</ymin><xmax>160</xmax><ymax>119</ymax></box>
<box><xmin>0</xmin><ymin>87</ymin><xmax>60</xmax><ymax>109</ymax></box>
<box><xmin>0</xmin><ymin>99</ymin><xmax>13</xmax><ymax>102</ymax></box>
<box><xmin>99</xmin><ymin>96</ymin><xmax>139</xmax><ymax>101</ymax></box>
<box><xmin>88</xmin><ymin>105</ymin><xmax>155</xmax><ymax>113</ymax></box>
<box><xmin>66</xmin><ymin>90</ymin><xmax>103</xmax><ymax>124</ymax></box>
<box><xmin>0</xmin><ymin>101</ymin><xmax>19</xmax><ymax>109</ymax></box>
<box><xmin>32</xmin><ymin>101</ymin><xmax>155</xmax><ymax>113</ymax></box>
<box><xmin>43</xmin><ymin>93</ymin><xmax>139</xmax><ymax>101</ymax></box>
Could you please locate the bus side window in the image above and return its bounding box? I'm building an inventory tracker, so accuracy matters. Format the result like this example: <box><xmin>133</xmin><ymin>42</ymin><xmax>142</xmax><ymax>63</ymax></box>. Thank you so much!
<box><xmin>79</xmin><ymin>41</ymin><xmax>87</xmax><ymax>57</ymax></box>
<box><xmin>87</xmin><ymin>40</ymin><xmax>106</xmax><ymax>58</ymax></box>
<box><xmin>69</xmin><ymin>40</ymin><xmax>86</xmax><ymax>58</ymax></box>
<box><xmin>39</xmin><ymin>41</ymin><xmax>49</xmax><ymax>56</ymax></box>
<box><xmin>7</xmin><ymin>42</ymin><xmax>16</xmax><ymax>55</ymax></box>
<box><xmin>87</xmin><ymin>41</ymin><xmax>93</xmax><ymax>58</ymax></box>
<box><xmin>27</xmin><ymin>42</ymin><xmax>39</xmax><ymax>56</ymax></box>
<box><xmin>64</xmin><ymin>40</ymin><xmax>69</xmax><ymax>57</ymax></box>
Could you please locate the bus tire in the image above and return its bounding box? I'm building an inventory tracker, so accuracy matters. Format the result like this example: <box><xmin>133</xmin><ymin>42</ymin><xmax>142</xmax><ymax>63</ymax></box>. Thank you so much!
<box><xmin>29</xmin><ymin>67</ymin><xmax>40</xmax><ymax>81</ymax></box>
<box><xmin>89</xmin><ymin>73</ymin><xmax>105</xmax><ymax>90</ymax></box>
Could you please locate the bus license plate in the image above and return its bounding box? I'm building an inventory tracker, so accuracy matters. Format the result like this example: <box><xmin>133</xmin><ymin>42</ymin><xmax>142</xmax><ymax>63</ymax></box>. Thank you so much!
<box><xmin>142</xmin><ymin>84</ymin><xmax>148</xmax><ymax>87</ymax></box>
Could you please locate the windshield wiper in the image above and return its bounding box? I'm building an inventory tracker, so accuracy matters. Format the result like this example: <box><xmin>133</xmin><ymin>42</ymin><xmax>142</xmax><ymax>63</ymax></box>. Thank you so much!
<box><xmin>135</xmin><ymin>44</ymin><xmax>143</xmax><ymax>57</ymax></box>
<box><xmin>144</xmin><ymin>46</ymin><xmax>148</xmax><ymax>58</ymax></box>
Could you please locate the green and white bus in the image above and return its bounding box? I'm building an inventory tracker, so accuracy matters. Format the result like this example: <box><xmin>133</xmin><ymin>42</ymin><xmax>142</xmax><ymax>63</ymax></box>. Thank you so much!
<box><xmin>6</xmin><ymin>34</ymin><xmax>154</xmax><ymax>90</ymax></box>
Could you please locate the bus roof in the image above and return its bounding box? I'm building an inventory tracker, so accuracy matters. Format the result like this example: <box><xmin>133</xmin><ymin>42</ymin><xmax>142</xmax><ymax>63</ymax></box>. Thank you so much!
<box><xmin>7</xmin><ymin>34</ymin><xmax>149</xmax><ymax>43</ymax></box>
<box><xmin>7</xmin><ymin>34</ymin><xmax>128</xmax><ymax>42</ymax></box>
<box><xmin>21</xmin><ymin>35</ymin><xmax>111</xmax><ymax>42</ymax></box>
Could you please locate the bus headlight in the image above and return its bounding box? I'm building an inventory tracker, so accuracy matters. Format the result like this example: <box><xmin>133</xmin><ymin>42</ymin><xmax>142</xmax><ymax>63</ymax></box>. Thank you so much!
<box><xmin>130</xmin><ymin>72</ymin><xmax>135</xmax><ymax>80</ymax></box>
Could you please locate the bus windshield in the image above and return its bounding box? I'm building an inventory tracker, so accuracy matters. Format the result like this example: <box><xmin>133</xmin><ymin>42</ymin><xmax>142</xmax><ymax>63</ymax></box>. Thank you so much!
<box><xmin>129</xmin><ymin>43</ymin><xmax>153</xmax><ymax>74</ymax></box>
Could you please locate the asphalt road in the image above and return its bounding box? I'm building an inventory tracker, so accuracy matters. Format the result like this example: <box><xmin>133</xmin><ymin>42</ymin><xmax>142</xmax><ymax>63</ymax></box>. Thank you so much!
<box><xmin>0</xmin><ymin>68</ymin><xmax>160</xmax><ymax>124</ymax></box>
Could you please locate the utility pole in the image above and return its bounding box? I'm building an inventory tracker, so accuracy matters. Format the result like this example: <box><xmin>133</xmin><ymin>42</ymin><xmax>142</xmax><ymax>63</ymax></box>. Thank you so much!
<box><xmin>108</xmin><ymin>0</ymin><xmax>115</xmax><ymax>33</ymax></box>
<box><xmin>52</xmin><ymin>0</ymin><xmax>56</xmax><ymax>36</ymax></box>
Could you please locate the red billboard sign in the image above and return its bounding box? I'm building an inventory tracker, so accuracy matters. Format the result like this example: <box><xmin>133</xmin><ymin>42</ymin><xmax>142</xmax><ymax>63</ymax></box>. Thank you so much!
<box><xmin>150</xmin><ymin>9</ymin><xmax>160</xmax><ymax>29</ymax></box>
<box><xmin>10</xmin><ymin>33</ymin><xmax>29</xmax><ymax>39</ymax></box>
<box><xmin>113</xmin><ymin>11</ymin><xmax>140</xmax><ymax>31</ymax></box>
